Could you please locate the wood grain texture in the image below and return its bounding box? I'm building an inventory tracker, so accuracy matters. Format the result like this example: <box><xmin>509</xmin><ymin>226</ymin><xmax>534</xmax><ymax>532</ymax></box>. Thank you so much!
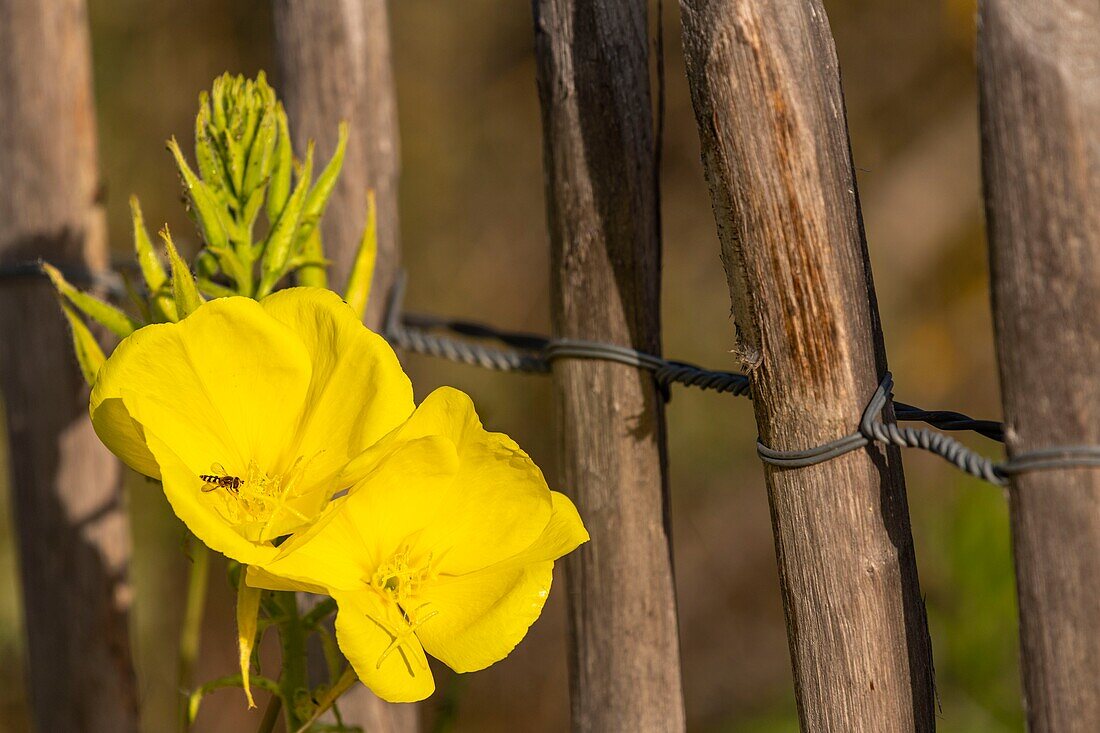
<box><xmin>0</xmin><ymin>0</ymin><xmax>139</xmax><ymax>730</ymax></box>
<box><xmin>678</xmin><ymin>0</ymin><xmax>935</xmax><ymax>729</ymax></box>
<box><xmin>273</xmin><ymin>3</ymin><xmax>416</xmax><ymax>730</ymax></box>
<box><xmin>533</xmin><ymin>2</ymin><xmax>686</xmax><ymax>731</ymax></box>
<box><xmin>978</xmin><ymin>2</ymin><xmax>1100</xmax><ymax>730</ymax></box>
<box><xmin>273</xmin><ymin>0</ymin><xmax>401</xmax><ymax>327</ymax></box>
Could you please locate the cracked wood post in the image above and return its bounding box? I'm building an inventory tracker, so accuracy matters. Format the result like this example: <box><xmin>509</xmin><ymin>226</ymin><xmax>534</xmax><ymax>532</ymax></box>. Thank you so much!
<box><xmin>679</xmin><ymin>1</ymin><xmax>935</xmax><ymax>729</ymax></box>
<box><xmin>272</xmin><ymin>2</ymin><xmax>414</xmax><ymax>731</ymax></box>
<box><xmin>978</xmin><ymin>2</ymin><xmax>1100</xmax><ymax>730</ymax></box>
<box><xmin>533</xmin><ymin>2</ymin><xmax>686</xmax><ymax>731</ymax></box>
<box><xmin>0</xmin><ymin>0</ymin><xmax>139</xmax><ymax>730</ymax></box>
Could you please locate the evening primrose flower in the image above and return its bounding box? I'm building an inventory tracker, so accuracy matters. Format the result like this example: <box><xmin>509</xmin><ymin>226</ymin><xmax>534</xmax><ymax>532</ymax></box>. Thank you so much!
<box><xmin>89</xmin><ymin>287</ymin><xmax>414</xmax><ymax>564</ymax></box>
<box><xmin>248</xmin><ymin>387</ymin><xmax>589</xmax><ymax>702</ymax></box>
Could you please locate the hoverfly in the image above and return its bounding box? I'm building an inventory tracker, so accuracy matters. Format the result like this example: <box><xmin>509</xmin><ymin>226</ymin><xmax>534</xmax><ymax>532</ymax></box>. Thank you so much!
<box><xmin>200</xmin><ymin>463</ymin><xmax>243</xmax><ymax>493</ymax></box>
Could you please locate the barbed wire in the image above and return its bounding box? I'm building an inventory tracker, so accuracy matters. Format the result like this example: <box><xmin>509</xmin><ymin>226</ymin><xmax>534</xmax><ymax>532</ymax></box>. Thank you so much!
<box><xmin>5</xmin><ymin>261</ymin><xmax>1097</xmax><ymax>486</ymax></box>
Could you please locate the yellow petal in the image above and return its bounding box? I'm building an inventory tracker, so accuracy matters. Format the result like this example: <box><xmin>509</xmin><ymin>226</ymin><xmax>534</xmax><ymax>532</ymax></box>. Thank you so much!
<box><xmin>91</xmin><ymin>297</ymin><xmax>312</xmax><ymax>479</ymax></box>
<box><xmin>89</xmin><ymin>394</ymin><xmax>161</xmax><ymax>479</ymax></box>
<box><xmin>418</xmin><ymin>561</ymin><xmax>554</xmax><ymax>673</ymax></box>
<box><xmin>342</xmin><ymin>387</ymin><xmax>554</xmax><ymax>575</ymax></box>
<box><xmin>244</xmin><ymin>565</ymin><xmax>328</xmax><ymax>596</ymax></box>
<box><xmin>260</xmin><ymin>287</ymin><xmax>414</xmax><ymax>485</ymax></box>
<box><xmin>236</xmin><ymin>575</ymin><xmax>262</xmax><ymax>708</ymax></box>
<box><xmin>415</xmin><ymin>491</ymin><xmax>589</xmax><ymax>672</ymax></box>
<box><xmin>144</xmin><ymin>429</ymin><xmax>278</xmax><ymax>566</ymax></box>
<box><xmin>332</xmin><ymin>589</ymin><xmax>435</xmax><ymax>703</ymax></box>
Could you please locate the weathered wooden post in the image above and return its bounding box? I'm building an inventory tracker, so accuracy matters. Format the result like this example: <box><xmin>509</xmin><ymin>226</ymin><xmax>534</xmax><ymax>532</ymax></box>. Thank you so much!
<box><xmin>978</xmin><ymin>2</ymin><xmax>1100</xmax><ymax>730</ymax></box>
<box><xmin>272</xmin><ymin>2</ymin><xmax>415</xmax><ymax>730</ymax></box>
<box><xmin>679</xmin><ymin>0</ymin><xmax>935</xmax><ymax>729</ymax></box>
<box><xmin>0</xmin><ymin>0</ymin><xmax>139</xmax><ymax>730</ymax></box>
<box><xmin>533</xmin><ymin>2</ymin><xmax>686</xmax><ymax>731</ymax></box>
<box><xmin>273</xmin><ymin>0</ymin><xmax>401</xmax><ymax>317</ymax></box>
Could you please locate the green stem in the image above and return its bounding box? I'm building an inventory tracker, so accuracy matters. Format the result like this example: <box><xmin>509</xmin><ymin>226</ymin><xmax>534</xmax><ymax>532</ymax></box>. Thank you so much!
<box><xmin>178</xmin><ymin>539</ymin><xmax>211</xmax><ymax>732</ymax></box>
<box><xmin>292</xmin><ymin>666</ymin><xmax>358</xmax><ymax>733</ymax></box>
<box><xmin>277</xmin><ymin>591</ymin><xmax>308</xmax><ymax>731</ymax></box>
<box><xmin>301</xmin><ymin>596</ymin><xmax>337</xmax><ymax>629</ymax></box>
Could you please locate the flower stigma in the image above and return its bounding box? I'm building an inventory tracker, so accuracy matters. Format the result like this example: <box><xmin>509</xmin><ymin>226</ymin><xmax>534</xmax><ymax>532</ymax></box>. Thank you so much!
<box><xmin>368</xmin><ymin>548</ymin><xmax>439</xmax><ymax>671</ymax></box>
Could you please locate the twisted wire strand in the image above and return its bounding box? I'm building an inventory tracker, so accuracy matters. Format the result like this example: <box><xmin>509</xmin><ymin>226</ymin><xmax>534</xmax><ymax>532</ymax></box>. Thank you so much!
<box><xmin>8</xmin><ymin>262</ymin><xmax>1096</xmax><ymax>485</ymax></box>
<box><xmin>758</xmin><ymin>373</ymin><xmax>1100</xmax><ymax>485</ymax></box>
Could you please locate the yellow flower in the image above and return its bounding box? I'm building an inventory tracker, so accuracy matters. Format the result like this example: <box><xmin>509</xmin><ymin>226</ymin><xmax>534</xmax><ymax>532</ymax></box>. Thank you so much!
<box><xmin>248</xmin><ymin>387</ymin><xmax>589</xmax><ymax>702</ymax></box>
<box><xmin>89</xmin><ymin>288</ymin><xmax>414</xmax><ymax>564</ymax></box>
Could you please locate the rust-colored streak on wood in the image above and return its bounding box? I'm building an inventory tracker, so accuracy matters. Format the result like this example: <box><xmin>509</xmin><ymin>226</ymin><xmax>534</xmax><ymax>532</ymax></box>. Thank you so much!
<box><xmin>273</xmin><ymin>3</ymin><xmax>416</xmax><ymax>731</ymax></box>
<box><xmin>0</xmin><ymin>0</ymin><xmax>139</xmax><ymax>730</ymax></box>
<box><xmin>273</xmin><ymin>0</ymin><xmax>401</xmax><ymax>329</ymax></box>
<box><xmin>533</xmin><ymin>1</ymin><xmax>686</xmax><ymax>731</ymax></box>
<box><xmin>679</xmin><ymin>0</ymin><xmax>935</xmax><ymax>729</ymax></box>
<box><xmin>979</xmin><ymin>1</ymin><xmax>1100</xmax><ymax>730</ymax></box>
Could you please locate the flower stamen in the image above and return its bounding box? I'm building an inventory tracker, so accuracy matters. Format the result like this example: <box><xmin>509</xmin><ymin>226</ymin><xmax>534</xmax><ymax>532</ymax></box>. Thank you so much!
<box><xmin>203</xmin><ymin>456</ymin><xmax>313</xmax><ymax>536</ymax></box>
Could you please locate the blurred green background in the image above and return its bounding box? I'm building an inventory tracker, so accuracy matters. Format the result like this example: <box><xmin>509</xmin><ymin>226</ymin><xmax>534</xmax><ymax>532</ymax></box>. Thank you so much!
<box><xmin>0</xmin><ymin>0</ymin><xmax>1021</xmax><ymax>730</ymax></box>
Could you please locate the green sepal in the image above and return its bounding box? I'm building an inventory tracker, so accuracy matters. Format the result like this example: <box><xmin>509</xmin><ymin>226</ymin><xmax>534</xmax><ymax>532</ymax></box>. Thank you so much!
<box><xmin>160</xmin><ymin>227</ymin><xmax>205</xmax><ymax>317</ymax></box>
<box><xmin>197</xmin><ymin>278</ymin><xmax>238</xmax><ymax>299</ymax></box>
<box><xmin>57</xmin><ymin>300</ymin><xmax>106</xmax><ymax>386</ymax></box>
<box><xmin>120</xmin><ymin>270</ymin><xmax>152</xmax><ymax>325</ymax></box>
<box><xmin>242</xmin><ymin>108</ymin><xmax>276</xmax><ymax>200</ymax></box>
<box><xmin>223</xmin><ymin>124</ymin><xmax>246</xmax><ymax>197</ymax></box>
<box><xmin>195</xmin><ymin>249</ymin><xmax>220</xmax><ymax>279</ymax></box>
<box><xmin>194</xmin><ymin>94</ymin><xmax>229</xmax><ymax>195</ymax></box>
<box><xmin>236</xmin><ymin>574</ymin><xmax>263</xmax><ymax>709</ymax></box>
<box><xmin>210</xmin><ymin>74</ymin><xmax>228</xmax><ymax>135</ymax></box>
<box><xmin>266</xmin><ymin>104</ymin><xmax>292</xmax><ymax>226</ymax></box>
<box><xmin>41</xmin><ymin>263</ymin><xmax>139</xmax><ymax>339</ymax></box>
<box><xmin>167</xmin><ymin>137</ymin><xmax>230</xmax><ymax>251</ymax></box>
<box><xmin>294</xmin><ymin>229</ymin><xmax>328</xmax><ymax>288</ymax></box>
<box><xmin>256</xmin><ymin>143</ymin><xmax>313</xmax><ymax>298</ymax></box>
<box><xmin>295</xmin><ymin>121</ymin><xmax>348</xmax><ymax>249</ymax></box>
<box><xmin>240</xmin><ymin>184</ymin><xmax>267</xmax><ymax>238</ymax></box>
<box><xmin>343</xmin><ymin>190</ymin><xmax>378</xmax><ymax>319</ymax></box>
<box><xmin>129</xmin><ymin>196</ymin><xmax>177</xmax><ymax>323</ymax></box>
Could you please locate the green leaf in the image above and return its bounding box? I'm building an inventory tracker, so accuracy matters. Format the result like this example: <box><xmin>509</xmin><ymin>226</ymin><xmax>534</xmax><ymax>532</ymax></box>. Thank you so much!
<box><xmin>160</xmin><ymin>227</ymin><xmax>204</xmax><ymax>317</ymax></box>
<box><xmin>186</xmin><ymin>673</ymin><xmax>281</xmax><ymax>725</ymax></box>
<box><xmin>57</xmin><ymin>301</ymin><xmax>106</xmax><ymax>386</ymax></box>
<box><xmin>41</xmin><ymin>263</ymin><xmax>139</xmax><ymax>339</ymax></box>
<box><xmin>343</xmin><ymin>190</ymin><xmax>377</xmax><ymax>318</ymax></box>
<box><xmin>167</xmin><ymin>137</ymin><xmax>230</xmax><ymax>251</ymax></box>
<box><xmin>266</xmin><ymin>104</ymin><xmax>293</xmax><ymax>225</ymax></box>
<box><xmin>256</xmin><ymin>143</ymin><xmax>313</xmax><ymax>298</ymax></box>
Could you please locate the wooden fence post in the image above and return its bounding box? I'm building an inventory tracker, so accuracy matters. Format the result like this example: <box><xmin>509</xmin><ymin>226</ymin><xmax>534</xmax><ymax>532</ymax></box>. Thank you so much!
<box><xmin>0</xmin><ymin>0</ymin><xmax>139</xmax><ymax>730</ymax></box>
<box><xmin>978</xmin><ymin>2</ymin><xmax>1100</xmax><ymax>730</ymax></box>
<box><xmin>272</xmin><ymin>3</ymin><xmax>414</xmax><ymax>731</ymax></box>
<box><xmin>533</xmin><ymin>2</ymin><xmax>686</xmax><ymax>731</ymax></box>
<box><xmin>679</xmin><ymin>1</ymin><xmax>935</xmax><ymax>729</ymax></box>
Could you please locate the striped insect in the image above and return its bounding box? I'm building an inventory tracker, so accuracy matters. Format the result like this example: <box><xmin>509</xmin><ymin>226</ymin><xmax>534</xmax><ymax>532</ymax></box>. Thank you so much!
<box><xmin>200</xmin><ymin>463</ymin><xmax>243</xmax><ymax>493</ymax></box>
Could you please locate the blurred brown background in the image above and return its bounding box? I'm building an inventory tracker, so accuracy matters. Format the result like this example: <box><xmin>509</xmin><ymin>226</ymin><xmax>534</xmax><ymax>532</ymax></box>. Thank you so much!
<box><xmin>0</xmin><ymin>0</ymin><xmax>1019</xmax><ymax>730</ymax></box>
